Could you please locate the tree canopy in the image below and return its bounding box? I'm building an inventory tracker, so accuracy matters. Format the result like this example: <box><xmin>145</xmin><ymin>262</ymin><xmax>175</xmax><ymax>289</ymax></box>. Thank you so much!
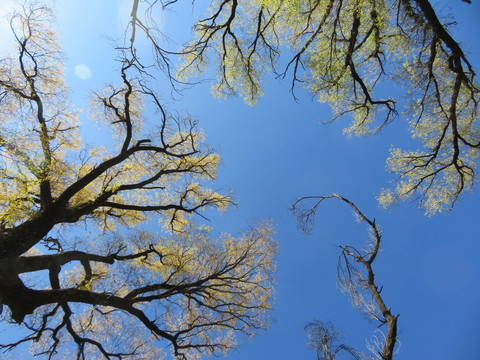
<box><xmin>173</xmin><ymin>0</ymin><xmax>480</xmax><ymax>214</ymax></box>
<box><xmin>0</xmin><ymin>0</ymin><xmax>478</xmax><ymax>358</ymax></box>
<box><xmin>0</xmin><ymin>3</ymin><xmax>276</xmax><ymax>359</ymax></box>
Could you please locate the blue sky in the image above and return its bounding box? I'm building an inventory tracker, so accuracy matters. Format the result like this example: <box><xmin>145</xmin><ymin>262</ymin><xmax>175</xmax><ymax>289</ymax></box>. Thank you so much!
<box><xmin>1</xmin><ymin>0</ymin><xmax>480</xmax><ymax>359</ymax></box>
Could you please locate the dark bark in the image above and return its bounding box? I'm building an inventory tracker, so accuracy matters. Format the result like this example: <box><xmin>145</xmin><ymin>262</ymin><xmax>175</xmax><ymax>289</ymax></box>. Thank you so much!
<box><xmin>292</xmin><ymin>194</ymin><xmax>399</xmax><ymax>359</ymax></box>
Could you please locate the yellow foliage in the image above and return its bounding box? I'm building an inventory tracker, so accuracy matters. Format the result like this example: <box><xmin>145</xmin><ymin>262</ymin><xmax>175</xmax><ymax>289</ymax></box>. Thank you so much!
<box><xmin>178</xmin><ymin>0</ymin><xmax>480</xmax><ymax>213</ymax></box>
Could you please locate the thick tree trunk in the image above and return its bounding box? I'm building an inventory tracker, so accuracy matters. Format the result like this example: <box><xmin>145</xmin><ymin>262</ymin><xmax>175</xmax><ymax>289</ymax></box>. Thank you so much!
<box><xmin>382</xmin><ymin>313</ymin><xmax>399</xmax><ymax>360</ymax></box>
<box><xmin>0</xmin><ymin>259</ymin><xmax>36</xmax><ymax>323</ymax></box>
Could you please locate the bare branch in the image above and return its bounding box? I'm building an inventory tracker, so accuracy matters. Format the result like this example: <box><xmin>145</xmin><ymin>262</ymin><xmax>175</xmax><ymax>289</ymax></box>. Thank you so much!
<box><xmin>292</xmin><ymin>194</ymin><xmax>399</xmax><ymax>360</ymax></box>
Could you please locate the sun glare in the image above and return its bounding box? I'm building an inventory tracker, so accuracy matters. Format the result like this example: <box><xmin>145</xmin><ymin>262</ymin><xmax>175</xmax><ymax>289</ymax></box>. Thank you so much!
<box><xmin>74</xmin><ymin>64</ymin><xmax>92</xmax><ymax>80</ymax></box>
<box><xmin>0</xmin><ymin>0</ymin><xmax>16</xmax><ymax>56</ymax></box>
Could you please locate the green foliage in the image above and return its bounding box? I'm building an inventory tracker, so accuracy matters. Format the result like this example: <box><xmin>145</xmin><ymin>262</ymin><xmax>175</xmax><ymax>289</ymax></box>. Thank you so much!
<box><xmin>0</xmin><ymin>3</ymin><xmax>277</xmax><ymax>359</ymax></box>
<box><xmin>178</xmin><ymin>0</ymin><xmax>480</xmax><ymax>214</ymax></box>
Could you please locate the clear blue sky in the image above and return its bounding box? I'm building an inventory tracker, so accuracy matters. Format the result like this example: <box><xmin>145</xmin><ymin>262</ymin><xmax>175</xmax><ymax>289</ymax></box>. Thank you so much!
<box><xmin>1</xmin><ymin>1</ymin><xmax>479</xmax><ymax>359</ymax></box>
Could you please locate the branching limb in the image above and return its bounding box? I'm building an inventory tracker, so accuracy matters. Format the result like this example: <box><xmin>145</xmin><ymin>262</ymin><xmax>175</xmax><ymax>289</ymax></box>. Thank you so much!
<box><xmin>291</xmin><ymin>194</ymin><xmax>399</xmax><ymax>360</ymax></box>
